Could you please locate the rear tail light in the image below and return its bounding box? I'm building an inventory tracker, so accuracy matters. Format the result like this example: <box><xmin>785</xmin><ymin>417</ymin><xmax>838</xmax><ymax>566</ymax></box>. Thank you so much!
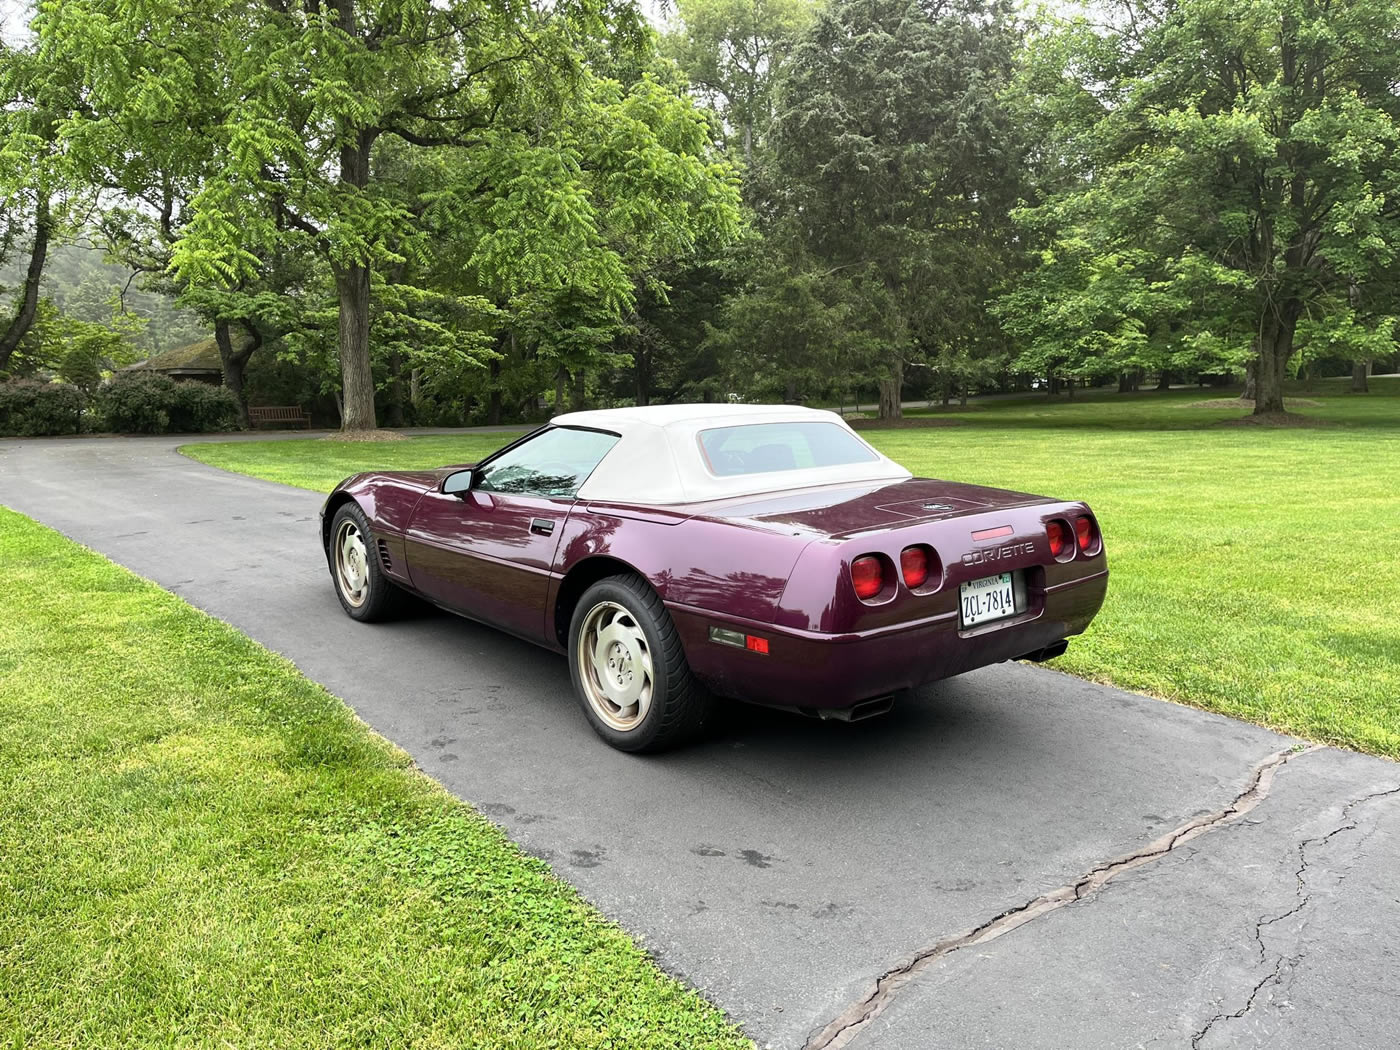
<box><xmin>900</xmin><ymin>546</ymin><xmax>930</xmax><ymax>588</ymax></box>
<box><xmin>851</xmin><ymin>555</ymin><xmax>885</xmax><ymax>600</ymax></box>
<box><xmin>1075</xmin><ymin>515</ymin><xmax>1098</xmax><ymax>553</ymax></box>
<box><xmin>1047</xmin><ymin>520</ymin><xmax>1069</xmax><ymax>557</ymax></box>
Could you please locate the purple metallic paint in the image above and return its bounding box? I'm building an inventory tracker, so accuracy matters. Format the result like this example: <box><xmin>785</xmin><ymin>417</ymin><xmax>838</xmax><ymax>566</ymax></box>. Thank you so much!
<box><xmin>322</xmin><ymin>470</ymin><xmax>1108</xmax><ymax>713</ymax></box>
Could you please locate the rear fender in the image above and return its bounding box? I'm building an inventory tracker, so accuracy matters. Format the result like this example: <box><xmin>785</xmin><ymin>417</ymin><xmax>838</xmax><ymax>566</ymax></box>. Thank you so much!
<box><xmin>551</xmin><ymin>509</ymin><xmax>814</xmax><ymax>626</ymax></box>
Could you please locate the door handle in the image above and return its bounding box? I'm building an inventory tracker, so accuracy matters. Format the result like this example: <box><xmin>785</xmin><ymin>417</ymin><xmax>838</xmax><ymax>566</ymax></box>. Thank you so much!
<box><xmin>529</xmin><ymin>518</ymin><xmax>556</xmax><ymax>536</ymax></box>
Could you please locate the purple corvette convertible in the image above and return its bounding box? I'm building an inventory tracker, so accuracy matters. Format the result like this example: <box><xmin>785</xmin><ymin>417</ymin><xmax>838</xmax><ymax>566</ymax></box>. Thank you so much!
<box><xmin>321</xmin><ymin>404</ymin><xmax>1107</xmax><ymax>751</ymax></box>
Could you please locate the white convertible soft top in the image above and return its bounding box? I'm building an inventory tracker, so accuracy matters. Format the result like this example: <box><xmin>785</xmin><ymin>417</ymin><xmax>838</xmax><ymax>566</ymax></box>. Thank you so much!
<box><xmin>551</xmin><ymin>403</ymin><xmax>911</xmax><ymax>505</ymax></box>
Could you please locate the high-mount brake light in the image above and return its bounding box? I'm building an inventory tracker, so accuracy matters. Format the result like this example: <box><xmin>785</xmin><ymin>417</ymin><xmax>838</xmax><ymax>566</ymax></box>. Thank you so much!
<box><xmin>851</xmin><ymin>555</ymin><xmax>884</xmax><ymax>600</ymax></box>
<box><xmin>901</xmin><ymin>546</ymin><xmax>930</xmax><ymax>589</ymax></box>
<box><xmin>1047</xmin><ymin>520</ymin><xmax>1069</xmax><ymax>557</ymax></box>
<box><xmin>1075</xmin><ymin>515</ymin><xmax>1097</xmax><ymax>553</ymax></box>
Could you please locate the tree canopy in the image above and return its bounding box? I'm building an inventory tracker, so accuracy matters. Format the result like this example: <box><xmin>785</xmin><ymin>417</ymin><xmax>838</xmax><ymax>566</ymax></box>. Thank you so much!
<box><xmin>2</xmin><ymin>0</ymin><xmax>1396</xmax><ymax>425</ymax></box>
<box><xmin>1000</xmin><ymin>0</ymin><xmax>1400</xmax><ymax>414</ymax></box>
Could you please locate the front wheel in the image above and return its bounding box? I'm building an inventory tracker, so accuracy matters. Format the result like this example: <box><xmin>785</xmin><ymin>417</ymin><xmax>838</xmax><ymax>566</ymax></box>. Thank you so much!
<box><xmin>568</xmin><ymin>574</ymin><xmax>712</xmax><ymax>752</ymax></box>
<box><xmin>328</xmin><ymin>502</ymin><xmax>404</xmax><ymax>622</ymax></box>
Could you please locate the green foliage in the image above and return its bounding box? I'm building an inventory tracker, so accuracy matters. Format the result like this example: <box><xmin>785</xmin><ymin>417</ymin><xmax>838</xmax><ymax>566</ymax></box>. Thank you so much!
<box><xmin>95</xmin><ymin>372</ymin><xmax>177</xmax><ymax>433</ymax></box>
<box><xmin>756</xmin><ymin>0</ymin><xmax>1025</xmax><ymax>414</ymax></box>
<box><xmin>168</xmin><ymin>381</ymin><xmax>241</xmax><ymax>433</ymax></box>
<box><xmin>1002</xmin><ymin>0</ymin><xmax>1400</xmax><ymax>412</ymax></box>
<box><xmin>37</xmin><ymin>1</ymin><xmax>740</xmax><ymax>428</ymax></box>
<box><xmin>0</xmin><ymin>379</ymin><xmax>83</xmax><ymax>436</ymax></box>
<box><xmin>661</xmin><ymin>0</ymin><xmax>816</xmax><ymax>163</ymax></box>
<box><xmin>95</xmin><ymin>372</ymin><xmax>239</xmax><ymax>434</ymax></box>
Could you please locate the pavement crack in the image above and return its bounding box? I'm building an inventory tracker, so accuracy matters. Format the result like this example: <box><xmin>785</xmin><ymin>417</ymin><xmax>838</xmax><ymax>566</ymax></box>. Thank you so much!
<box><xmin>1190</xmin><ymin>953</ymin><xmax>1293</xmax><ymax>1049</ymax></box>
<box><xmin>803</xmin><ymin>745</ymin><xmax>1323</xmax><ymax>1050</ymax></box>
<box><xmin>1196</xmin><ymin>781</ymin><xmax>1400</xmax><ymax>1045</ymax></box>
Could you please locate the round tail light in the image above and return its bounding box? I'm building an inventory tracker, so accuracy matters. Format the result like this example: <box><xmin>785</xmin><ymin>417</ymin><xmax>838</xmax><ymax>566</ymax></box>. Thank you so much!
<box><xmin>1047</xmin><ymin>520</ymin><xmax>1069</xmax><ymax>557</ymax></box>
<box><xmin>1075</xmin><ymin>515</ymin><xmax>1097</xmax><ymax>553</ymax></box>
<box><xmin>851</xmin><ymin>555</ymin><xmax>884</xmax><ymax>599</ymax></box>
<box><xmin>900</xmin><ymin>546</ymin><xmax>930</xmax><ymax>588</ymax></box>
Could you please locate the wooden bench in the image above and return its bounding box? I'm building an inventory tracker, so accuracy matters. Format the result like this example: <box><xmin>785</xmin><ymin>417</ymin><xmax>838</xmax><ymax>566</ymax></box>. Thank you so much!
<box><xmin>247</xmin><ymin>405</ymin><xmax>311</xmax><ymax>429</ymax></box>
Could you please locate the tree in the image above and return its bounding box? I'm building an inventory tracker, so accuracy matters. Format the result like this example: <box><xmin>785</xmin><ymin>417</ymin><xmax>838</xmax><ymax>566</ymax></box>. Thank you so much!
<box><xmin>0</xmin><ymin>31</ymin><xmax>67</xmax><ymax>373</ymax></box>
<box><xmin>662</xmin><ymin>0</ymin><xmax>815</xmax><ymax>165</ymax></box>
<box><xmin>1003</xmin><ymin>0</ymin><xmax>1400</xmax><ymax>415</ymax></box>
<box><xmin>42</xmin><ymin>1</ymin><xmax>737</xmax><ymax>431</ymax></box>
<box><xmin>765</xmin><ymin>0</ymin><xmax>1025</xmax><ymax>418</ymax></box>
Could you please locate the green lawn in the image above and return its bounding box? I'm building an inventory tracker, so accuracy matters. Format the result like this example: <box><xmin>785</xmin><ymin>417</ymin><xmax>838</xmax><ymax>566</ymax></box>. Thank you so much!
<box><xmin>183</xmin><ymin>432</ymin><xmax>526</xmax><ymax>493</ymax></box>
<box><xmin>0</xmin><ymin>507</ymin><xmax>751</xmax><ymax>1049</ymax></box>
<box><xmin>182</xmin><ymin>383</ymin><xmax>1400</xmax><ymax>759</ymax></box>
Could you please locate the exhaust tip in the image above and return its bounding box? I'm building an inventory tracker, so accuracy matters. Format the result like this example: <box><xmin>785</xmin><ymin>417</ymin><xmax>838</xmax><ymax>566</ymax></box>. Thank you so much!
<box><xmin>1018</xmin><ymin>639</ymin><xmax>1069</xmax><ymax>663</ymax></box>
<box><xmin>805</xmin><ymin>694</ymin><xmax>896</xmax><ymax>723</ymax></box>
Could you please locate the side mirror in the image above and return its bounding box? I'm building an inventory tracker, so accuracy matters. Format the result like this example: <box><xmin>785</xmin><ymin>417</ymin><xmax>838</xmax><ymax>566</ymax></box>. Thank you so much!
<box><xmin>442</xmin><ymin>467</ymin><xmax>477</xmax><ymax>497</ymax></box>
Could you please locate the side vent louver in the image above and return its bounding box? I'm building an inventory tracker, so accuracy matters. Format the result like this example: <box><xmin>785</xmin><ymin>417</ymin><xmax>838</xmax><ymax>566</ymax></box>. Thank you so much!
<box><xmin>376</xmin><ymin>539</ymin><xmax>392</xmax><ymax>572</ymax></box>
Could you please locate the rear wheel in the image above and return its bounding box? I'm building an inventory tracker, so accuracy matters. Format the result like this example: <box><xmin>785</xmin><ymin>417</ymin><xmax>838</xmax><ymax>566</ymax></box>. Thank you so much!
<box><xmin>329</xmin><ymin>502</ymin><xmax>404</xmax><ymax>622</ymax></box>
<box><xmin>568</xmin><ymin>574</ymin><xmax>712</xmax><ymax>752</ymax></box>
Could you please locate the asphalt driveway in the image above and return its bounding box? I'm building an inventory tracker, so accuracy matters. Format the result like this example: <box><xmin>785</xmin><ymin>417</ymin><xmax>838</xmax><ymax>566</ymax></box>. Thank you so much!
<box><xmin>2</xmin><ymin>433</ymin><xmax>1396</xmax><ymax>1049</ymax></box>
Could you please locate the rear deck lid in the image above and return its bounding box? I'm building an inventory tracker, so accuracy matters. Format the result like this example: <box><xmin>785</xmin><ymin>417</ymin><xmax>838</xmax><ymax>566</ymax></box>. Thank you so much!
<box><xmin>688</xmin><ymin>478</ymin><xmax>1053</xmax><ymax>539</ymax></box>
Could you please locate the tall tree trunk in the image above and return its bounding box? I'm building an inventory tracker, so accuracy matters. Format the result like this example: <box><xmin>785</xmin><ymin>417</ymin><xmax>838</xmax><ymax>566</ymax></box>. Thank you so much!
<box><xmin>214</xmin><ymin>319</ymin><xmax>261</xmax><ymax>429</ymax></box>
<box><xmin>571</xmin><ymin>368</ymin><xmax>586</xmax><ymax>412</ymax></box>
<box><xmin>487</xmin><ymin>357</ymin><xmax>502</xmax><ymax>426</ymax></box>
<box><xmin>334</xmin><ymin>263</ymin><xmax>376</xmax><ymax>431</ymax></box>
<box><xmin>554</xmin><ymin>366</ymin><xmax>567</xmax><ymax>413</ymax></box>
<box><xmin>877</xmin><ymin>359</ymin><xmax>903</xmax><ymax>420</ymax></box>
<box><xmin>410</xmin><ymin>368</ymin><xmax>422</xmax><ymax>410</ymax></box>
<box><xmin>1157</xmin><ymin>371</ymin><xmax>1171</xmax><ymax>391</ymax></box>
<box><xmin>1118</xmin><ymin>372</ymin><xmax>1134</xmax><ymax>393</ymax></box>
<box><xmin>332</xmin><ymin>120</ymin><xmax>377</xmax><ymax>432</ymax></box>
<box><xmin>386</xmin><ymin>349</ymin><xmax>405</xmax><ymax>427</ymax></box>
<box><xmin>636</xmin><ymin>347</ymin><xmax>651</xmax><ymax>406</ymax></box>
<box><xmin>0</xmin><ymin>195</ymin><xmax>52</xmax><ymax>373</ymax></box>
<box><xmin>1242</xmin><ymin>356</ymin><xmax>1257</xmax><ymax>400</ymax></box>
<box><xmin>1352</xmin><ymin>360</ymin><xmax>1370</xmax><ymax>393</ymax></box>
<box><xmin>1254</xmin><ymin>307</ymin><xmax>1299</xmax><ymax>415</ymax></box>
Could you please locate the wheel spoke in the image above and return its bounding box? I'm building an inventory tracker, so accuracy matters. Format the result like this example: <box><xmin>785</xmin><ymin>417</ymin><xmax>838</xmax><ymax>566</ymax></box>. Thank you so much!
<box><xmin>335</xmin><ymin>521</ymin><xmax>369</xmax><ymax>607</ymax></box>
<box><xmin>577</xmin><ymin>599</ymin><xmax>658</xmax><ymax>731</ymax></box>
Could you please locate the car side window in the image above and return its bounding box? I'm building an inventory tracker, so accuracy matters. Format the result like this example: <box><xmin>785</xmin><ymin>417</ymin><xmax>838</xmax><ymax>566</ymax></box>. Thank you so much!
<box><xmin>475</xmin><ymin>427</ymin><xmax>620</xmax><ymax>498</ymax></box>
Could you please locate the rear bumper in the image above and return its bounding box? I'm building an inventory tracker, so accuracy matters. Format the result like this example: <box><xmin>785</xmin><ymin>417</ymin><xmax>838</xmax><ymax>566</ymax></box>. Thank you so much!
<box><xmin>670</xmin><ymin>569</ymin><xmax>1108</xmax><ymax>710</ymax></box>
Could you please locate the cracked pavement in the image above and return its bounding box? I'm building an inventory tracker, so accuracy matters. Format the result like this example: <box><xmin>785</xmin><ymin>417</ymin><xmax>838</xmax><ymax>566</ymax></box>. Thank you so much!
<box><xmin>3</xmin><ymin>433</ymin><xmax>1398</xmax><ymax>1049</ymax></box>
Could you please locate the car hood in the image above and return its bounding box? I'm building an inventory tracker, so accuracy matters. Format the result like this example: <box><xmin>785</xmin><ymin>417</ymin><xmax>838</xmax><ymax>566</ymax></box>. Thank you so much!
<box><xmin>685</xmin><ymin>477</ymin><xmax>1055</xmax><ymax>539</ymax></box>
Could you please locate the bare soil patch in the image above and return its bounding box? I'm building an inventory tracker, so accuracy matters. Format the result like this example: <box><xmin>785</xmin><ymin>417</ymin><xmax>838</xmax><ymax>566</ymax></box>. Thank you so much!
<box><xmin>1214</xmin><ymin>411</ymin><xmax>1333</xmax><ymax>428</ymax></box>
<box><xmin>323</xmin><ymin>429</ymin><xmax>409</xmax><ymax>442</ymax></box>
<box><xmin>849</xmin><ymin>416</ymin><xmax>964</xmax><ymax>431</ymax></box>
<box><xmin>1191</xmin><ymin>396</ymin><xmax>1322</xmax><ymax>409</ymax></box>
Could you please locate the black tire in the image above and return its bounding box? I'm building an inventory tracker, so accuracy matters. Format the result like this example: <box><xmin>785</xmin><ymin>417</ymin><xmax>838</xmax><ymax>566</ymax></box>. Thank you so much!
<box><xmin>327</xmin><ymin>502</ymin><xmax>405</xmax><ymax>623</ymax></box>
<box><xmin>567</xmin><ymin>573</ymin><xmax>713</xmax><ymax>752</ymax></box>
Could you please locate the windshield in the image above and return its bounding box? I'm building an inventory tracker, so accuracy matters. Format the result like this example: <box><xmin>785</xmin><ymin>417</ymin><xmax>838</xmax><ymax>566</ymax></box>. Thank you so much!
<box><xmin>697</xmin><ymin>421</ymin><xmax>879</xmax><ymax>478</ymax></box>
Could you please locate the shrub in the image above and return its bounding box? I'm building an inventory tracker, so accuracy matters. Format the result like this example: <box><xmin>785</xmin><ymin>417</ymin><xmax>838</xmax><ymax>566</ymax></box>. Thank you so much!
<box><xmin>0</xmin><ymin>381</ymin><xmax>84</xmax><ymax>437</ymax></box>
<box><xmin>96</xmin><ymin>372</ymin><xmax>177</xmax><ymax>434</ymax></box>
<box><xmin>96</xmin><ymin>372</ymin><xmax>243</xmax><ymax>434</ymax></box>
<box><xmin>169</xmin><ymin>382</ymin><xmax>240</xmax><ymax>433</ymax></box>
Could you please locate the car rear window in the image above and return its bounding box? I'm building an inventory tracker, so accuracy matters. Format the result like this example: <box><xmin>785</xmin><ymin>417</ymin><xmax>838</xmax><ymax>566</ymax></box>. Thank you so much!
<box><xmin>697</xmin><ymin>421</ymin><xmax>878</xmax><ymax>477</ymax></box>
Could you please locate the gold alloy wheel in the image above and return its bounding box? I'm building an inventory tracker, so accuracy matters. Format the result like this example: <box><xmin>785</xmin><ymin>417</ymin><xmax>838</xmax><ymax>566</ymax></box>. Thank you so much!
<box><xmin>577</xmin><ymin>599</ymin><xmax>656</xmax><ymax>732</ymax></box>
<box><xmin>334</xmin><ymin>519</ymin><xmax>370</xmax><ymax>608</ymax></box>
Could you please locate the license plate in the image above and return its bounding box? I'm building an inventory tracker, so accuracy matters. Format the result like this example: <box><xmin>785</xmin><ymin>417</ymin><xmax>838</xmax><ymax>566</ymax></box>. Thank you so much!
<box><xmin>959</xmin><ymin>572</ymin><xmax>1016</xmax><ymax>627</ymax></box>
